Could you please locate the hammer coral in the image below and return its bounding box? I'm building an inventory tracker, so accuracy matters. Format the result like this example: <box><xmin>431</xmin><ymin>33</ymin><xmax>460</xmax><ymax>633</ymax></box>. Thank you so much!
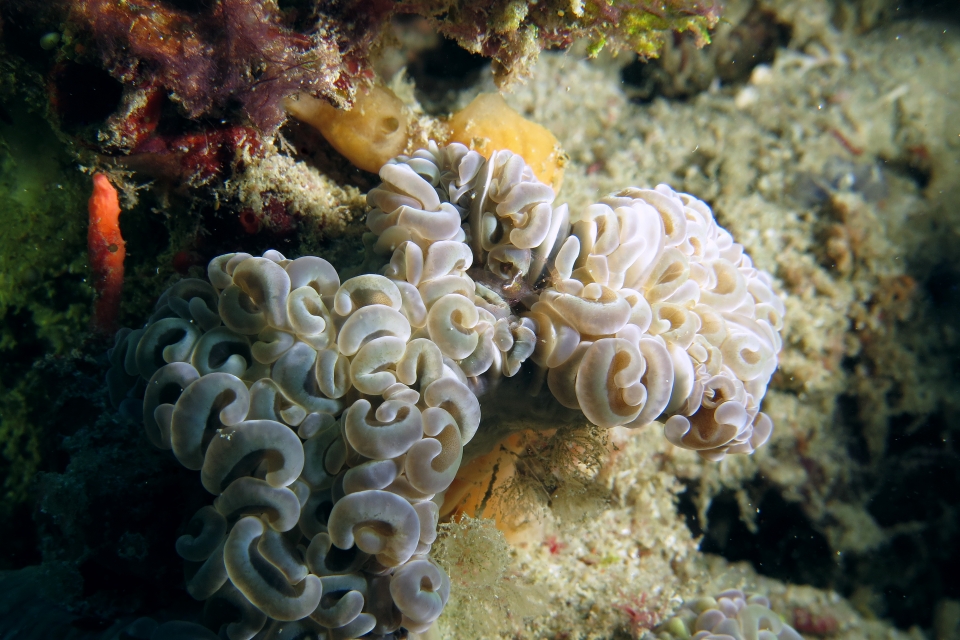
<box><xmin>108</xmin><ymin>143</ymin><xmax>781</xmax><ymax>637</ymax></box>
<box><xmin>656</xmin><ymin>588</ymin><xmax>803</xmax><ymax>640</ymax></box>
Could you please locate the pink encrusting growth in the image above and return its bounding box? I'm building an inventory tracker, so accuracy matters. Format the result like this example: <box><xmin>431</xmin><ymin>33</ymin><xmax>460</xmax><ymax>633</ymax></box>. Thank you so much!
<box><xmin>87</xmin><ymin>173</ymin><xmax>125</xmax><ymax>333</ymax></box>
<box><xmin>69</xmin><ymin>0</ymin><xmax>344</xmax><ymax>133</ymax></box>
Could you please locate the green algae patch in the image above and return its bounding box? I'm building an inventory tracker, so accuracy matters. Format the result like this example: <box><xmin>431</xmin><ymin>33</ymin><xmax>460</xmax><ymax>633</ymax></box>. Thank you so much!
<box><xmin>433</xmin><ymin>516</ymin><xmax>545</xmax><ymax>637</ymax></box>
<box><xmin>0</xmin><ymin>386</ymin><xmax>42</xmax><ymax>520</ymax></box>
<box><xmin>580</xmin><ymin>0</ymin><xmax>717</xmax><ymax>59</ymax></box>
<box><xmin>0</xmin><ymin>98</ymin><xmax>92</xmax><ymax>518</ymax></box>
<box><xmin>0</xmin><ymin>104</ymin><xmax>91</xmax><ymax>352</ymax></box>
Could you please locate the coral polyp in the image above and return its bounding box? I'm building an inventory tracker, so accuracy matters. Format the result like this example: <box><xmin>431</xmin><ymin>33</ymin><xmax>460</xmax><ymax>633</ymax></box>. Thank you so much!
<box><xmin>108</xmin><ymin>143</ymin><xmax>781</xmax><ymax>637</ymax></box>
<box><xmin>656</xmin><ymin>589</ymin><xmax>804</xmax><ymax>640</ymax></box>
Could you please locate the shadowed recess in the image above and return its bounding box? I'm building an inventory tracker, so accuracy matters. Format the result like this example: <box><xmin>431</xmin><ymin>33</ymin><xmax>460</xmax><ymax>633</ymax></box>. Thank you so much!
<box><xmin>699</xmin><ymin>488</ymin><xmax>836</xmax><ymax>589</ymax></box>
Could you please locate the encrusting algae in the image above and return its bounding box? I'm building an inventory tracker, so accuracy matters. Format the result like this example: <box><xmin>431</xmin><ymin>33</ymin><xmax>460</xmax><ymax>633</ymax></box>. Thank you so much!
<box><xmin>0</xmin><ymin>95</ymin><xmax>92</xmax><ymax>530</ymax></box>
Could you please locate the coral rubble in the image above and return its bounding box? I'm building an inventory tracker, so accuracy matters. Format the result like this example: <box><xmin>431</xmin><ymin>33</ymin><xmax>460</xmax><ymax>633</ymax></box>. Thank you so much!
<box><xmin>0</xmin><ymin>95</ymin><xmax>92</xmax><ymax>528</ymax></box>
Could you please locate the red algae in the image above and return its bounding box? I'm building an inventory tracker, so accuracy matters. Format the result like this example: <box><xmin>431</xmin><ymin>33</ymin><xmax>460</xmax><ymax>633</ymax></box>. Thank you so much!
<box><xmin>87</xmin><ymin>173</ymin><xmax>125</xmax><ymax>333</ymax></box>
<box><xmin>69</xmin><ymin>0</ymin><xmax>343</xmax><ymax>132</ymax></box>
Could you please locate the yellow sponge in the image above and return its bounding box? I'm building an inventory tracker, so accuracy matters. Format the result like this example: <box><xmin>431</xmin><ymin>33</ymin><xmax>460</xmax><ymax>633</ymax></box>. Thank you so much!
<box><xmin>287</xmin><ymin>88</ymin><xmax>565</xmax><ymax>193</ymax></box>
<box><xmin>285</xmin><ymin>85</ymin><xmax>409</xmax><ymax>174</ymax></box>
<box><xmin>447</xmin><ymin>92</ymin><xmax>565</xmax><ymax>192</ymax></box>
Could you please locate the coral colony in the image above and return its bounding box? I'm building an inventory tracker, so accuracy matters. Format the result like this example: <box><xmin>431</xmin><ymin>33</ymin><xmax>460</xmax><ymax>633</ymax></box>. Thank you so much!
<box><xmin>656</xmin><ymin>589</ymin><xmax>804</xmax><ymax>640</ymax></box>
<box><xmin>108</xmin><ymin>142</ymin><xmax>783</xmax><ymax>638</ymax></box>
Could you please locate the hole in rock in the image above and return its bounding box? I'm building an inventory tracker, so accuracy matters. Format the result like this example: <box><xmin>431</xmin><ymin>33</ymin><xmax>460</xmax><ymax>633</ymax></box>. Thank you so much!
<box><xmin>855</xmin><ymin>527</ymin><xmax>960</xmax><ymax>630</ymax></box>
<box><xmin>159</xmin><ymin>0</ymin><xmax>212</xmax><ymax>13</ymax></box>
<box><xmin>868</xmin><ymin>437</ymin><xmax>959</xmax><ymax>528</ymax></box>
<box><xmin>870</xmin><ymin>0</ymin><xmax>960</xmax><ymax>24</ymax></box>
<box><xmin>399</xmin><ymin>18</ymin><xmax>490</xmax><ymax>113</ymax></box>
<box><xmin>698</xmin><ymin>487</ymin><xmax>836</xmax><ymax>588</ymax></box>
<box><xmin>52</xmin><ymin>396</ymin><xmax>101</xmax><ymax>438</ymax></box>
<box><xmin>835</xmin><ymin>393</ymin><xmax>871</xmax><ymax>464</ymax></box>
<box><xmin>148</xmin><ymin>94</ymin><xmax>203</xmax><ymax>139</ymax></box>
<box><xmin>621</xmin><ymin>2</ymin><xmax>790</xmax><ymax>102</ymax></box>
<box><xmin>51</xmin><ymin>63</ymin><xmax>124</xmax><ymax>130</ymax></box>
<box><xmin>279</xmin><ymin>0</ymin><xmax>323</xmax><ymax>31</ymax></box>
<box><xmin>882</xmin><ymin>155</ymin><xmax>931</xmax><ymax>190</ymax></box>
<box><xmin>0</xmin><ymin>502</ymin><xmax>41</xmax><ymax>570</ymax></box>
<box><xmin>924</xmin><ymin>261</ymin><xmax>960</xmax><ymax>310</ymax></box>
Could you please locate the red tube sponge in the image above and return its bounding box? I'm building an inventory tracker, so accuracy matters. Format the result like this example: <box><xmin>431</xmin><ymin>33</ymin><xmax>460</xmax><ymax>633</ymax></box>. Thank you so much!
<box><xmin>88</xmin><ymin>173</ymin><xmax>125</xmax><ymax>333</ymax></box>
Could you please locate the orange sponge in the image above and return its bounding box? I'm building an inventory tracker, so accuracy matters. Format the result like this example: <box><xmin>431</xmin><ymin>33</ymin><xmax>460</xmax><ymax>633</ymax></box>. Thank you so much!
<box><xmin>87</xmin><ymin>173</ymin><xmax>125</xmax><ymax>333</ymax></box>
<box><xmin>441</xmin><ymin>432</ymin><xmax>546</xmax><ymax>543</ymax></box>
<box><xmin>447</xmin><ymin>93</ymin><xmax>565</xmax><ymax>192</ymax></box>
<box><xmin>289</xmin><ymin>87</ymin><xmax>565</xmax><ymax>193</ymax></box>
<box><xmin>285</xmin><ymin>85</ymin><xmax>409</xmax><ymax>174</ymax></box>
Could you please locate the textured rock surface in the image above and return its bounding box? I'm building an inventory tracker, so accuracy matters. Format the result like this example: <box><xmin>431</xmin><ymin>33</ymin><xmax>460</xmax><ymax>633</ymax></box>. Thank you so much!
<box><xmin>1</xmin><ymin>0</ymin><xmax>958</xmax><ymax>637</ymax></box>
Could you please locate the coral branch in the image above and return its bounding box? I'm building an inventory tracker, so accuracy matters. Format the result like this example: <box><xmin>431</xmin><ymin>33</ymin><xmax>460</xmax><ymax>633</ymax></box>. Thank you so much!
<box><xmin>87</xmin><ymin>173</ymin><xmax>124</xmax><ymax>333</ymax></box>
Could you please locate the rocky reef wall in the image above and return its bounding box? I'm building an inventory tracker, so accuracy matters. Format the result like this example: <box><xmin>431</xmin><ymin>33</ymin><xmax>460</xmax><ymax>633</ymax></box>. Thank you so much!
<box><xmin>0</xmin><ymin>0</ymin><xmax>958</xmax><ymax>638</ymax></box>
